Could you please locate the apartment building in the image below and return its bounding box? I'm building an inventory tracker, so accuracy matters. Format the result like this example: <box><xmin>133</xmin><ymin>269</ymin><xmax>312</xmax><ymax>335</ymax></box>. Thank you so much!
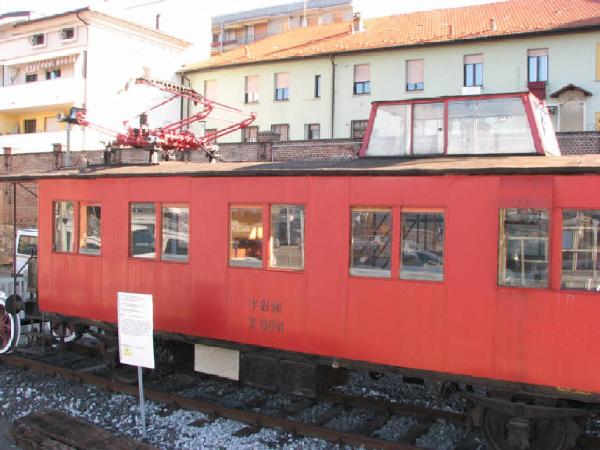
<box><xmin>0</xmin><ymin>7</ymin><xmax>190</xmax><ymax>154</ymax></box>
<box><xmin>211</xmin><ymin>0</ymin><xmax>352</xmax><ymax>55</ymax></box>
<box><xmin>184</xmin><ymin>0</ymin><xmax>600</xmax><ymax>143</ymax></box>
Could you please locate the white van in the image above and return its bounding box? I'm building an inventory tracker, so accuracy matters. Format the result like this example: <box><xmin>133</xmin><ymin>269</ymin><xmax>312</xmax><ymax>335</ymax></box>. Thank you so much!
<box><xmin>15</xmin><ymin>228</ymin><xmax>38</xmax><ymax>276</ymax></box>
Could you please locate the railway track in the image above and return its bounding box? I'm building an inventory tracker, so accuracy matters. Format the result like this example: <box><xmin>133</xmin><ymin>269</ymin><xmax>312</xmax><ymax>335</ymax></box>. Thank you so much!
<box><xmin>1</xmin><ymin>346</ymin><xmax>473</xmax><ymax>450</ymax></box>
<box><xmin>4</xmin><ymin>345</ymin><xmax>600</xmax><ymax>450</ymax></box>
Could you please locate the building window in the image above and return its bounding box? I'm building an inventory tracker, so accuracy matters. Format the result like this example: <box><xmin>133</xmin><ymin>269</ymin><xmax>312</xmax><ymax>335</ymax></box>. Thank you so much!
<box><xmin>353</xmin><ymin>64</ymin><xmax>371</xmax><ymax>95</ymax></box>
<box><xmin>528</xmin><ymin>49</ymin><xmax>548</xmax><ymax>82</ymax></box>
<box><xmin>130</xmin><ymin>203</ymin><xmax>156</xmax><ymax>258</ymax></box>
<box><xmin>305</xmin><ymin>123</ymin><xmax>320</xmax><ymax>140</ymax></box>
<box><xmin>25</xmin><ymin>73</ymin><xmax>37</xmax><ymax>83</ymax></box>
<box><xmin>53</xmin><ymin>201</ymin><xmax>74</xmax><ymax>252</ymax></box>
<box><xmin>46</xmin><ymin>69</ymin><xmax>61</xmax><ymax>80</ymax></box>
<box><xmin>274</xmin><ymin>72</ymin><xmax>289</xmax><ymax>101</ymax></box>
<box><xmin>270</xmin><ymin>204</ymin><xmax>305</xmax><ymax>270</ymax></box>
<box><xmin>245</xmin><ymin>75</ymin><xmax>259</xmax><ymax>103</ymax></box>
<box><xmin>561</xmin><ymin>210</ymin><xmax>600</xmax><ymax>291</ymax></box>
<box><xmin>400</xmin><ymin>212</ymin><xmax>445</xmax><ymax>281</ymax></box>
<box><xmin>23</xmin><ymin>119</ymin><xmax>36</xmax><ymax>134</ymax></box>
<box><xmin>242</xmin><ymin>126</ymin><xmax>259</xmax><ymax>142</ymax></box>
<box><xmin>204</xmin><ymin>79</ymin><xmax>217</xmax><ymax>99</ymax></box>
<box><xmin>464</xmin><ymin>54</ymin><xmax>483</xmax><ymax>87</ymax></box>
<box><xmin>161</xmin><ymin>204</ymin><xmax>189</xmax><ymax>262</ymax></box>
<box><xmin>498</xmin><ymin>208</ymin><xmax>549</xmax><ymax>288</ymax></box>
<box><xmin>230</xmin><ymin>206</ymin><xmax>263</xmax><ymax>267</ymax></box>
<box><xmin>204</xmin><ymin>128</ymin><xmax>217</xmax><ymax>145</ymax></box>
<box><xmin>79</xmin><ymin>204</ymin><xmax>101</xmax><ymax>255</ymax></box>
<box><xmin>314</xmin><ymin>74</ymin><xmax>321</xmax><ymax>98</ymax></box>
<box><xmin>350</xmin><ymin>208</ymin><xmax>391</xmax><ymax>278</ymax></box>
<box><xmin>406</xmin><ymin>59</ymin><xmax>424</xmax><ymax>91</ymax></box>
<box><xmin>212</xmin><ymin>33</ymin><xmax>220</xmax><ymax>44</ymax></box>
<box><xmin>29</xmin><ymin>33</ymin><xmax>45</xmax><ymax>46</ymax></box>
<box><xmin>351</xmin><ymin>120</ymin><xmax>368</xmax><ymax>139</ymax></box>
<box><xmin>271</xmin><ymin>124</ymin><xmax>289</xmax><ymax>141</ymax></box>
<box><xmin>59</xmin><ymin>27</ymin><xmax>75</xmax><ymax>40</ymax></box>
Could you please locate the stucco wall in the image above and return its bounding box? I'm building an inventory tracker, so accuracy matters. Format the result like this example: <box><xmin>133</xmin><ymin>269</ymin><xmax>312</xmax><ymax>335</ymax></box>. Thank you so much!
<box><xmin>187</xmin><ymin>30</ymin><xmax>600</xmax><ymax>141</ymax></box>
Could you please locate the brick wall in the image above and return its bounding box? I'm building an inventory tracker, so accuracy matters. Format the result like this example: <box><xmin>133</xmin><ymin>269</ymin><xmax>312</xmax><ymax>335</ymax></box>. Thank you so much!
<box><xmin>556</xmin><ymin>132</ymin><xmax>600</xmax><ymax>155</ymax></box>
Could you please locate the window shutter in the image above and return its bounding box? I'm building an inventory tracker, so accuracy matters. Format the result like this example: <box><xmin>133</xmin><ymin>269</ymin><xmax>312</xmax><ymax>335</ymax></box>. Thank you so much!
<box><xmin>464</xmin><ymin>54</ymin><xmax>483</xmax><ymax>64</ymax></box>
<box><xmin>406</xmin><ymin>60</ymin><xmax>424</xmax><ymax>83</ymax></box>
<box><xmin>596</xmin><ymin>44</ymin><xmax>600</xmax><ymax>81</ymax></box>
<box><xmin>275</xmin><ymin>72</ymin><xmax>289</xmax><ymax>88</ymax></box>
<box><xmin>528</xmin><ymin>48</ymin><xmax>548</xmax><ymax>57</ymax></box>
<box><xmin>246</xmin><ymin>75</ymin><xmax>259</xmax><ymax>92</ymax></box>
<box><xmin>354</xmin><ymin>64</ymin><xmax>370</xmax><ymax>82</ymax></box>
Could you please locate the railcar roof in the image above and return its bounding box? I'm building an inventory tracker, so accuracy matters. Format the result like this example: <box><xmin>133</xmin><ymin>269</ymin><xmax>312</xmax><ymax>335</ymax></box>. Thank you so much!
<box><xmin>3</xmin><ymin>154</ymin><xmax>600</xmax><ymax>182</ymax></box>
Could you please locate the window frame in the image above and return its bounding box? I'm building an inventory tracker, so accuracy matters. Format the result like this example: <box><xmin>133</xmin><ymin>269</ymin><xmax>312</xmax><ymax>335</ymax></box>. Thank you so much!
<box><xmin>314</xmin><ymin>74</ymin><xmax>321</xmax><ymax>98</ymax></box>
<box><xmin>242</xmin><ymin>126</ymin><xmax>259</xmax><ymax>143</ymax></box>
<box><xmin>349</xmin><ymin>206</ymin><xmax>393</xmax><ymax>279</ymax></box>
<box><xmin>23</xmin><ymin>119</ymin><xmax>37</xmax><ymax>134</ymax></box>
<box><xmin>399</xmin><ymin>208</ymin><xmax>446</xmax><ymax>282</ymax></box>
<box><xmin>353</xmin><ymin>64</ymin><xmax>371</xmax><ymax>95</ymax></box>
<box><xmin>350</xmin><ymin>120</ymin><xmax>368</xmax><ymax>139</ymax></box>
<box><xmin>59</xmin><ymin>27</ymin><xmax>76</xmax><ymax>41</ymax></box>
<box><xmin>229</xmin><ymin>204</ymin><xmax>265</xmax><ymax>269</ymax></box>
<box><xmin>498</xmin><ymin>207</ymin><xmax>550</xmax><ymax>289</ymax></box>
<box><xmin>160</xmin><ymin>203</ymin><xmax>190</xmax><ymax>263</ymax></box>
<box><xmin>268</xmin><ymin>204</ymin><xmax>306</xmax><ymax>271</ymax></box>
<box><xmin>46</xmin><ymin>69</ymin><xmax>61</xmax><ymax>80</ymax></box>
<box><xmin>527</xmin><ymin>49</ymin><xmax>549</xmax><ymax>83</ymax></box>
<box><xmin>29</xmin><ymin>33</ymin><xmax>45</xmax><ymax>47</ymax></box>
<box><xmin>463</xmin><ymin>55</ymin><xmax>483</xmax><ymax>87</ymax></box>
<box><xmin>128</xmin><ymin>201</ymin><xmax>190</xmax><ymax>264</ymax></box>
<box><xmin>274</xmin><ymin>72</ymin><xmax>290</xmax><ymax>101</ymax></box>
<box><xmin>52</xmin><ymin>200</ymin><xmax>77</xmax><ymax>254</ymax></box>
<box><xmin>271</xmin><ymin>124</ymin><xmax>290</xmax><ymax>141</ymax></box>
<box><xmin>25</xmin><ymin>73</ymin><xmax>38</xmax><ymax>83</ymax></box>
<box><xmin>244</xmin><ymin>75</ymin><xmax>259</xmax><ymax>104</ymax></box>
<box><xmin>78</xmin><ymin>202</ymin><xmax>102</xmax><ymax>256</ymax></box>
<box><xmin>305</xmin><ymin>123</ymin><xmax>320</xmax><ymax>140</ymax></box>
<box><xmin>406</xmin><ymin>59</ymin><xmax>425</xmax><ymax>92</ymax></box>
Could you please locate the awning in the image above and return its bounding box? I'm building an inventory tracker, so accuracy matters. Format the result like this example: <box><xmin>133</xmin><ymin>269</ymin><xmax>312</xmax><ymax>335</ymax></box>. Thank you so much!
<box><xmin>1</xmin><ymin>47</ymin><xmax>83</xmax><ymax>67</ymax></box>
<box><xmin>25</xmin><ymin>54</ymin><xmax>78</xmax><ymax>72</ymax></box>
<box><xmin>550</xmin><ymin>83</ymin><xmax>593</xmax><ymax>98</ymax></box>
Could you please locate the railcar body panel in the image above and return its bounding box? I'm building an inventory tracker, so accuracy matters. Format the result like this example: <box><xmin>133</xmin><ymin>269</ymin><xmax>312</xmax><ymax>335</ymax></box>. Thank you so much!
<box><xmin>37</xmin><ymin>172</ymin><xmax>600</xmax><ymax>394</ymax></box>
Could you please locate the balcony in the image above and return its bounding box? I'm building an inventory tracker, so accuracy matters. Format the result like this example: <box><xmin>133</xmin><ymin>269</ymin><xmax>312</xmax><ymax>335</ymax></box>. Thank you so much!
<box><xmin>0</xmin><ymin>130</ymin><xmax>84</xmax><ymax>154</ymax></box>
<box><xmin>0</xmin><ymin>77</ymin><xmax>83</xmax><ymax>112</ymax></box>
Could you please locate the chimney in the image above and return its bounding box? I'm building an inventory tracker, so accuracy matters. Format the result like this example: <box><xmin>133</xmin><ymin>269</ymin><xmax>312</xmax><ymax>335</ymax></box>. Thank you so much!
<box><xmin>352</xmin><ymin>12</ymin><xmax>363</xmax><ymax>33</ymax></box>
<box><xmin>490</xmin><ymin>18</ymin><xmax>497</xmax><ymax>31</ymax></box>
<box><xmin>244</xmin><ymin>46</ymin><xmax>250</xmax><ymax>57</ymax></box>
<box><xmin>447</xmin><ymin>23</ymin><xmax>454</xmax><ymax>36</ymax></box>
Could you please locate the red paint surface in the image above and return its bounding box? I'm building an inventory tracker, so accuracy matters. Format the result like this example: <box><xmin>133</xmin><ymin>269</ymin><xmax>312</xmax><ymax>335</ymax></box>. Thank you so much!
<box><xmin>37</xmin><ymin>174</ymin><xmax>600</xmax><ymax>394</ymax></box>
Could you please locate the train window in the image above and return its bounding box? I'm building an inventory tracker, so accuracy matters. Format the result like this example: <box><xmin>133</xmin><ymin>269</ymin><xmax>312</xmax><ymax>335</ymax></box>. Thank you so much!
<box><xmin>561</xmin><ymin>210</ymin><xmax>600</xmax><ymax>291</ymax></box>
<box><xmin>400</xmin><ymin>212</ymin><xmax>445</xmax><ymax>281</ymax></box>
<box><xmin>498</xmin><ymin>208</ymin><xmax>549</xmax><ymax>288</ymax></box>
<box><xmin>161</xmin><ymin>204</ymin><xmax>189</xmax><ymax>262</ymax></box>
<box><xmin>270</xmin><ymin>205</ymin><xmax>305</xmax><ymax>270</ymax></box>
<box><xmin>79</xmin><ymin>204</ymin><xmax>101</xmax><ymax>255</ymax></box>
<box><xmin>53</xmin><ymin>201</ymin><xmax>75</xmax><ymax>252</ymax></box>
<box><xmin>130</xmin><ymin>203</ymin><xmax>156</xmax><ymax>258</ymax></box>
<box><xmin>412</xmin><ymin>103</ymin><xmax>444</xmax><ymax>155</ymax></box>
<box><xmin>230</xmin><ymin>206</ymin><xmax>263</xmax><ymax>268</ymax></box>
<box><xmin>350</xmin><ymin>208</ymin><xmax>391</xmax><ymax>277</ymax></box>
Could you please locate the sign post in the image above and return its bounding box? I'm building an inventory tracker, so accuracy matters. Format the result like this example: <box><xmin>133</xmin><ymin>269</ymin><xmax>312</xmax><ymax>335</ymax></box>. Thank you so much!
<box><xmin>117</xmin><ymin>292</ymin><xmax>154</xmax><ymax>439</ymax></box>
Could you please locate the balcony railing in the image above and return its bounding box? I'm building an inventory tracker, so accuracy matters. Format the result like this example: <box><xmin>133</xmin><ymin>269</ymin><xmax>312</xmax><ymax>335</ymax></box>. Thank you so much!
<box><xmin>0</xmin><ymin>77</ymin><xmax>83</xmax><ymax>111</ymax></box>
<box><xmin>0</xmin><ymin>130</ymin><xmax>84</xmax><ymax>154</ymax></box>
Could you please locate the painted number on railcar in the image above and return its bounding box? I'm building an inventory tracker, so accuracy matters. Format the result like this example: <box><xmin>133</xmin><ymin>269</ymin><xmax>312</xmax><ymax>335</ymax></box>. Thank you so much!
<box><xmin>248</xmin><ymin>298</ymin><xmax>284</xmax><ymax>334</ymax></box>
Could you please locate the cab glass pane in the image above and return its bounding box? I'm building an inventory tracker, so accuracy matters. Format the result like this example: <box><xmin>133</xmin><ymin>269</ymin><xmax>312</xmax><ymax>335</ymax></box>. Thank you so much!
<box><xmin>79</xmin><ymin>204</ymin><xmax>101</xmax><ymax>255</ymax></box>
<box><xmin>161</xmin><ymin>204</ymin><xmax>189</xmax><ymax>262</ymax></box>
<box><xmin>230</xmin><ymin>207</ymin><xmax>263</xmax><ymax>267</ymax></box>
<box><xmin>412</xmin><ymin>103</ymin><xmax>444</xmax><ymax>155</ymax></box>
<box><xmin>270</xmin><ymin>205</ymin><xmax>304</xmax><ymax>270</ymax></box>
<box><xmin>130</xmin><ymin>203</ymin><xmax>156</xmax><ymax>258</ymax></box>
<box><xmin>448</xmin><ymin>98</ymin><xmax>535</xmax><ymax>154</ymax></box>
<box><xmin>400</xmin><ymin>212</ymin><xmax>445</xmax><ymax>281</ymax></box>
<box><xmin>53</xmin><ymin>201</ymin><xmax>74</xmax><ymax>252</ymax></box>
<box><xmin>350</xmin><ymin>208</ymin><xmax>391</xmax><ymax>277</ymax></box>
<box><xmin>498</xmin><ymin>208</ymin><xmax>549</xmax><ymax>288</ymax></box>
<box><xmin>561</xmin><ymin>210</ymin><xmax>600</xmax><ymax>291</ymax></box>
<box><xmin>365</xmin><ymin>104</ymin><xmax>411</xmax><ymax>156</ymax></box>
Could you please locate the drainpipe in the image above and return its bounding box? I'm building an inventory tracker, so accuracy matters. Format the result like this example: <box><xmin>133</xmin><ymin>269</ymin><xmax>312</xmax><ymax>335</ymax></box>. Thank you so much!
<box><xmin>76</xmin><ymin>12</ymin><xmax>89</xmax><ymax>152</ymax></box>
<box><xmin>180</xmin><ymin>74</ymin><xmax>191</xmax><ymax>131</ymax></box>
<box><xmin>330</xmin><ymin>54</ymin><xmax>336</xmax><ymax>138</ymax></box>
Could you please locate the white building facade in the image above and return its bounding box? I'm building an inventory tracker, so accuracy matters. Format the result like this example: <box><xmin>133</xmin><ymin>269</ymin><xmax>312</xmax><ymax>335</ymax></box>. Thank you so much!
<box><xmin>0</xmin><ymin>8</ymin><xmax>190</xmax><ymax>154</ymax></box>
<box><xmin>184</xmin><ymin>9</ymin><xmax>600</xmax><ymax>143</ymax></box>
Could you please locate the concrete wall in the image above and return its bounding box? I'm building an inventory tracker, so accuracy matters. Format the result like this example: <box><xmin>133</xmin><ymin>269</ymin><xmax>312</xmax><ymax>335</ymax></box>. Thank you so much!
<box><xmin>188</xmin><ymin>30</ymin><xmax>600</xmax><ymax>141</ymax></box>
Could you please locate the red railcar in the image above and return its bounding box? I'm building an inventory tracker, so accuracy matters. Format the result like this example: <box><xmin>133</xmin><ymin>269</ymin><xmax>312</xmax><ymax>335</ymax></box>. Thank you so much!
<box><xmin>7</xmin><ymin>93</ymin><xmax>600</xmax><ymax>449</ymax></box>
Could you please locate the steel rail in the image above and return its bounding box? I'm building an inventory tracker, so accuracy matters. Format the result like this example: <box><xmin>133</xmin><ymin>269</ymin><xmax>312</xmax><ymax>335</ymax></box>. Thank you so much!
<box><xmin>1</xmin><ymin>353</ymin><xmax>448</xmax><ymax>450</ymax></box>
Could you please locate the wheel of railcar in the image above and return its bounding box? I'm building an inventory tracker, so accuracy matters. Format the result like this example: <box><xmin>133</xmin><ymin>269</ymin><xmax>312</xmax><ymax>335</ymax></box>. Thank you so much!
<box><xmin>482</xmin><ymin>407</ymin><xmax>572</xmax><ymax>450</ymax></box>
<box><xmin>51</xmin><ymin>322</ymin><xmax>83</xmax><ymax>344</ymax></box>
<box><xmin>0</xmin><ymin>304</ymin><xmax>15</xmax><ymax>354</ymax></box>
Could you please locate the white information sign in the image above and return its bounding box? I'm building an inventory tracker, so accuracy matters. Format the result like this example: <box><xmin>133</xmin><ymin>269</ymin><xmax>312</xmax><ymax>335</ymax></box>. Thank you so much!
<box><xmin>118</xmin><ymin>292</ymin><xmax>155</xmax><ymax>369</ymax></box>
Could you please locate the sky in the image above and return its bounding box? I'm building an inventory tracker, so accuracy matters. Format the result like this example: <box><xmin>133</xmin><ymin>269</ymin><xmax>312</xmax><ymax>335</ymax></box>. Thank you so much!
<box><xmin>0</xmin><ymin>0</ymin><xmax>503</xmax><ymax>56</ymax></box>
